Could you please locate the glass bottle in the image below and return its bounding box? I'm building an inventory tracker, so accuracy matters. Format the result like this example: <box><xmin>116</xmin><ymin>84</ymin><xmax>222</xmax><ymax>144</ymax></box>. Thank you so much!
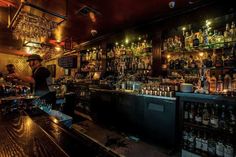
<box><xmin>201</xmin><ymin>132</ymin><xmax>208</xmax><ymax>152</ymax></box>
<box><xmin>216</xmin><ymin>139</ymin><xmax>224</xmax><ymax>157</ymax></box>
<box><xmin>184</xmin><ymin>31</ymin><xmax>190</xmax><ymax>50</ymax></box>
<box><xmin>232</xmin><ymin>74</ymin><xmax>236</xmax><ymax>90</ymax></box>
<box><xmin>208</xmin><ymin>134</ymin><xmax>216</xmax><ymax>156</ymax></box>
<box><xmin>198</xmin><ymin>29</ymin><xmax>204</xmax><ymax>45</ymax></box>
<box><xmin>219</xmin><ymin>104</ymin><xmax>227</xmax><ymax>130</ymax></box>
<box><xmin>195</xmin><ymin>103</ymin><xmax>202</xmax><ymax>124</ymax></box>
<box><xmin>224</xmin><ymin>138</ymin><xmax>234</xmax><ymax>157</ymax></box>
<box><xmin>188</xmin><ymin>128</ymin><xmax>196</xmax><ymax>151</ymax></box>
<box><xmin>202</xmin><ymin>103</ymin><xmax>210</xmax><ymax>126</ymax></box>
<box><xmin>195</xmin><ymin>131</ymin><xmax>202</xmax><ymax>152</ymax></box>
<box><xmin>230</xmin><ymin>21</ymin><xmax>236</xmax><ymax>43</ymax></box>
<box><xmin>189</xmin><ymin>103</ymin><xmax>196</xmax><ymax>122</ymax></box>
<box><xmin>193</xmin><ymin>34</ymin><xmax>200</xmax><ymax>47</ymax></box>
<box><xmin>224</xmin><ymin>23</ymin><xmax>232</xmax><ymax>47</ymax></box>
<box><xmin>223</xmin><ymin>74</ymin><xmax>232</xmax><ymax>91</ymax></box>
<box><xmin>210</xmin><ymin>104</ymin><xmax>219</xmax><ymax>128</ymax></box>
<box><xmin>209</xmin><ymin>74</ymin><xmax>217</xmax><ymax>94</ymax></box>
<box><xmin>182</xmin><ymin>128</ymin><xmax>189</xmax><ymax>150</ymax></box>
<box><xmin>184</xmin><ymin>102</ymin><xmax>190</xmax><ymax>121</ymax></box>
<box><xmin>216</xmin><ymin>31</ymin><xmax>225</xmax><ymax>48</ymax></box>
<box><xmin>228</xmin><ymin>105</ymin><xmax>235</xmax><ymax>134</ymax></box>
<box><xmin>216</xmin><ymin>75</ymin><xmax>223</xmax><ymax>93</ymax></box>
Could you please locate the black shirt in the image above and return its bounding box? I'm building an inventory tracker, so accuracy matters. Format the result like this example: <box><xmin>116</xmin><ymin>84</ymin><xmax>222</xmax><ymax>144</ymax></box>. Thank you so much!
<box><xmin>32</xmin><ymin>66</ymin><xmax>51</xmax><ymax>96</ymax></box>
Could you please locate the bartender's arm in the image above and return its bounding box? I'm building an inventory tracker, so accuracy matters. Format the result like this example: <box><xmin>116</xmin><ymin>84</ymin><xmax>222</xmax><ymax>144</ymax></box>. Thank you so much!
<box><xmin>9</xmin><ymin>72</ymin><xmax>35</xmax><ymax>84</ymax></box>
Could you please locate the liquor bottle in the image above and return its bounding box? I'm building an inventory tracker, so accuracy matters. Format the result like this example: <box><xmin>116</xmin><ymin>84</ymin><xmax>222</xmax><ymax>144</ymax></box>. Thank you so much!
<box><xmin>198</xmin><ymin>29</ymin><xmax>204</xmax><ymax>45</ymax></box>
<box><xmin>203</xmin><ymin>28</ymin><xmax>209</xmax><ymax>46</ymax></box>
<box><xmin>216</xmin><ymin>31</ymin><xmax>225</xmax><ymax>48</ymax></box>
<box><xmin>216</xmin><ymin>75</ymin><xmax>223</xmax><ymax>93</ymax></box>
<box><xmin>184</xmin><ymin>102</ymin><xmax>190</xmax><ymax>121</ymax></box>
<box><xmin>230</xmin><ymin>21</ymin><xmax>236</xmax><ymax>43</ymax></box>
<box><xmin>224</xmin><ymin>23</ymin><xmax>232</xmax><ymax>47</ymax></box>
<box><xmin>188</xmin><ymin>128</ymin><xmax>196</xmax><ymax>151</ymax></box>
<box><xmin>210</xmin><ymin>29</ymin><xmax>218</xmax><ymax>45</ymax></box>
<box><xmin>216</xmin><ymin>139</ymin><xmax>224</xmax><ymax>157</ymax></box>
<box><xmin>185</xmin><ymin>31</ymin><xmax>190</xmax><ymax>50</ymax></box>
<box><xmin>193</xmin><ymin>34</ymin><xmax>200</xmax><ymax>47</ymax></box>
<box><xmin>223</xmin><ymin>74</ymin><xmax>232</xmax><ymax>91</ymax></box>
<box><xmin>202</xmin><ymin>103</ymin><xmax>210</xmax><ymax>126</ymax></box>
<box><xmin>208</xmin><ymin>134</ymin><xmax>216</xmax><ymax>156</ymax></box>
<box><xmin>210</xmin><ymin>104</ymin><xmax>219</xmax><ymax>128</ymax></box>
<box><xmin>201</xmin><ymin>132</ymin><xmax>208</xmax><ymax>152</ymax></box>
<box><xmin>215</xmin><ymin>54</ymin><xmax>223</xmax><ymax>67</ymax></box>
<box><xmin>195</xmin><ymin>131</ymin><xmax>202</xmax><ymax>152</ymax></box>
<box><xmin>232</xmin><ymin>74</ymin><xmax>236</xmax><ymax>90</ymax></box>
<box><xmin>219</xmin><ymin>105</ymin><xmax>227</xmax><ymax>130</ymax></box>
<box><xmin>195</xmin><ymin>103</ymin><xmax>202</xmax><ymax>124</ymax></box>
<box><xmin>189</xmin><ymin>103</ymin><xmax>196</xmax><ymax>122</ymax></box>
<box><xmin>228</xmin><ymin>105</ymin><xmax>236</xmax><ymax>134</ymax></box>
<box><xmin>224</xmin><ymin>138</ymin><xmax>234</xmax><ymax>157</ymax></box>
<box><xmin>182</xmin><ymin>128</ymin><xmax>189</xmax><ymax>150</ymax></box>
<box><xmin>189</xmin><ymin>30</ymin><xmax>194</xmax><ymax>48</ymax></box>
<box><xmin>209</xmin><ymin>74</ymin><xmax>217</xmax><ymax>94</ymax></box>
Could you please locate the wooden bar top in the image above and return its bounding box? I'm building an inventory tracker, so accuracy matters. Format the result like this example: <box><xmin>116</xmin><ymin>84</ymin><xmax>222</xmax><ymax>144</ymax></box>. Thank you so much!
<box><xmin>0</xmin><ymin>109</ymin><xmax>121</xmax><ymax>157</ymax></box>
<box><xmin>0</xmin><ymin>111</ymin><xmax>69</xmax><ymax>157</ymax></box>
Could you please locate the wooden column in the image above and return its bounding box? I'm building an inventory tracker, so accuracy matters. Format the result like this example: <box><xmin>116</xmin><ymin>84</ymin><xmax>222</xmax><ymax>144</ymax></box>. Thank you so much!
<box><xmin>152</xmin><ymin>31</ymin><xmax>162</xmax><ymax>77</ymax></box>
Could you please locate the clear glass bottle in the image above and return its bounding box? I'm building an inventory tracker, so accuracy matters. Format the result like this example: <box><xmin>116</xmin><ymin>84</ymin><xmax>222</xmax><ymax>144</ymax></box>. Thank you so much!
<box><xmin>208</xmin><ymin>134</ymin><xmax>216</xmax><ymax>156</ymax></box>
<box><xmin>201</xmin><ymin>132</ymin><xmax>208</xmax><ymax>152</ymax></box>
<box><xmin>231</xmin><ymin>74</ymin><xmax>236</xmax><ymax>90</ymax></box>
<box><xmin>230</xmin><ymin>21</ymin><xmax>236</xmax><ymax>43</ymax></box>
<box><xmin>223</xmin><ymin>74</ymin><xmax>232</xmax><ymax>91</ymax></box>
<box><xmin>209</xmin><ymin>74</ymin><xmax>217</xmax><ymax>94</ymax></box>
<box><xmin>224</xmin><ymin>23</ymin><xmax>232</xmax><ymax>47</ymax></box>
<box><xmin>195</xmin><ymin>131</ymin><xmax>202</xmax><ymax>152</ymax></box>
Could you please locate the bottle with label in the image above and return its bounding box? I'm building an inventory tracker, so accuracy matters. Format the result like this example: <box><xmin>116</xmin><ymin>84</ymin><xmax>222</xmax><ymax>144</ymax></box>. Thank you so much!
<box><xmin>201</xmin><ymin>132</ymin><xmax>208</xmax><ymax>152</ymax></box>
<box><xmin>184</xmin><ymin>102</ymin><xmax>190</xmax><ymax>121</ymax></box>
<box><xmin>195</xmin><ymin>103</ymin><xmax>202</xmax><ymax>124</ymax></box>
<box><xmin>228</xmin><ymin>105</ymin><xmax>236</xmax><ymax>134</ymax></box>
<box><xmin>224</xmin><ymin>23</ymin><xmax>232</xmax><ymax>47</ymax></box>
<box><xmin>215</xmin><ymin>54</ymin><xmax>223</xmax><ymax>67</ymax></box>
<box><xmin>216</xmin><ymin>139</ymin><xmax>224</xmax><ymax>157</ymax></box>
<box><xmin>202</xmin><ymin>103</ymin><xmax>210</xmax><ymax>126</ymax></box>
<box><xmin>224</xmin><ymin>74</ymin><xmax>232</xmax><ymax>91</ymax></box>
<box><xmin>198</xmin><ymin>29</ymin><xmax>204</xmax><ymax>45</ymax></box>
<box><xmin>210</xmin><ymin>104</ymin><xmax>219</xmax><ymax>128</ymax></box>
<box><xmin>189</xmin><ymin>103</ymin><xmax>196</xmax><ymax>122</ymax></box>
<box><xmin>208</xmin><ymin>134</ymin><xmax>216</xmax><ymax>156</ymax></box>
<box><xmin>195</xmin><ymin>131</ymin><xmax>202</xmax><ymax>152</ymax></box>
<box><xmin>224</xmin><ymin>138</ymin><xmax>234</xmax><ymax>157</ymax></box>
<box><xmin>182</xmin><ymin>128</ymin><xmax>189</xmax><ymax>150</ymax></box>
<box><xmin>188</xmin><ymin>128</ymin><xmax>196</xmax><ymax>151</ymax></box>
<box><xmin>232</xmin><ymin>74</ymin><xmax>236</xmax><ymax>90</ymax></box>
<box><xmin>219</xmin><ymin>105</ymin><xmax>228</xmax><ymax>130</ymax></box>
<box><xmin>193</xmin><ymin>34</ymin><xmax>200</xmax><ymax>47</ymax></box>
<box><xmin>209</xmin><ymin>74</ymin><xmax>217</xmax><ymax>94</ymax></box>
<box><xmin>230</xmin><ymin>21</ymin><xmax>236</xmax><ymax>43</ymax></box>
<box><xmin>216</xmin><ymin>31</ymin><xmax>225</xmax><ymax>48</ymax></box>
<box><xmin>216</xmin><ymin>75</ymin><xmax>223</xmax><ymax>93</ymax></box>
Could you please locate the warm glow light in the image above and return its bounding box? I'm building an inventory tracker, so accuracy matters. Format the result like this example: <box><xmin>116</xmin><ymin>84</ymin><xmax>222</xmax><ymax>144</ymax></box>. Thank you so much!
<box><xmin>206</xmin><ymin>20</ymin><xmax>211</xmax><ymax>27</ymax></box>
<box><xmin>167</xmin><ymin>54</ymin><xmax>171</xmax><ymax>59</ymax></box>
<box><xmin>182</xmin><ymin>27</ymin><xmax>186</xmax><ymax>31</ymax></box>
<box><xmin>199</xmin><ymin>52</ymin><xmax>204</xmax><ymax>57</ymax></box>
<box><xmin>115</xmin><ymin>42</ymin><xmax>118</xmax><ymax>46</ymax></box>
<box><xmin>125</xmin><ymin>38</ymin><xmax>129</xmax><ymax>44</ymax></box>
<box><xmin>55</xmin><ymin>46</ymin><xmax>61</xmax><ymax>51</ymax></box>
<box><xmin>138</xmin><ymin>37</ymin><xmax>142</xmax><ymax>41</ymax></box>
<box><xmin>52</xmin><ymin>118</ymin><xmax>59</xmax><ymax>123</ymax></box>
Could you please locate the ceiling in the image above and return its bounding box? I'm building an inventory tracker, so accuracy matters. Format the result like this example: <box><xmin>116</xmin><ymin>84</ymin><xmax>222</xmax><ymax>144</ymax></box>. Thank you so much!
<box><xmin>0</xmin><ymin>0</ymin><xmax>208</xmax><ymax>56</ymax></box>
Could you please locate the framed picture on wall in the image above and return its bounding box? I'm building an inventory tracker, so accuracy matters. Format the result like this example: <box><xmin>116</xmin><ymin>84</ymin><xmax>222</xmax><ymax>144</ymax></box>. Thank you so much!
<box><xmin>47</xmin><ymin>64</ymin><xmax>56</xmax><ymax>77</ymax></box>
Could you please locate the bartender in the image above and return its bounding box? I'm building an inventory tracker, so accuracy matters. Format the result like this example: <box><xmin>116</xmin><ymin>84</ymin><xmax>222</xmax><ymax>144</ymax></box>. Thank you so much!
<box><xmin>9</xmin><ymin>54</ymin><xmax>55</xmax><ymax>104</ymax></box>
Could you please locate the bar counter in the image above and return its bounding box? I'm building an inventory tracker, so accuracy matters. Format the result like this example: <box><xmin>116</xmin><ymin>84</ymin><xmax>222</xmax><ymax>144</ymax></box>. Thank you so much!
<box><xmin>0</xmin><ymin>108</ymin><xmax>122</xmax><ymax>157</ymax></box>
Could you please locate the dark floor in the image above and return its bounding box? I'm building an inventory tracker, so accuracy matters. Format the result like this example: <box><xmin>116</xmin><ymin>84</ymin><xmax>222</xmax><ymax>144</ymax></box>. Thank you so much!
<box><xmin>72</xmin><ymin>116</ymin><xmax>180</xmax><ymax>157</ymax></box>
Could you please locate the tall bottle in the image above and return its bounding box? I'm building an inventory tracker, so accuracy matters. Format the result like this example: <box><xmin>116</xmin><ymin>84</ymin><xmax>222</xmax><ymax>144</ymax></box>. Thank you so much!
<box><xmin>209</xmin><ymin>74</ymin><xmax>217</xmax><ymax>94</ymax></box>
<box><xmin>230</xmin><ymin>21</ymin><xmax>236</xmax><ymax>43</ymax></box>
<box><xmin>210</xmin><ymin>104</ymin><xmax>219</xmax><ymax>128</ymax></box>
<box><xmin>231</xmin><ymin>74</ymin><xmax>236</xmax><ymax>90</ymax></box>
<box><xmin>224</xmin><ymin>23</ymin><xmax>232</xmax><ymax>47</ymax></box>
<box><xmin>202</xmin><ymin>103</ymin><xmax>210</xmax><ymax>126</ymax></box>
<box><xmin>223</xmin><ymin>73</ymin><xmax>232</xmax><ymax>91</ymax></box>
<box><xmin>216</xmin><ymin>75</ymin><xmax>223</xmax><ymax>93</ymax></box>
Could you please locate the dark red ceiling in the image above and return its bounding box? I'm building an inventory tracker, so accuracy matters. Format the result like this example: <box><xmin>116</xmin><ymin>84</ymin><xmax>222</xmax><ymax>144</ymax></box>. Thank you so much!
<box><xmin>0</xmin><ymin>0</ymin><xmax>205</xmax><ymax>55</ymax></box>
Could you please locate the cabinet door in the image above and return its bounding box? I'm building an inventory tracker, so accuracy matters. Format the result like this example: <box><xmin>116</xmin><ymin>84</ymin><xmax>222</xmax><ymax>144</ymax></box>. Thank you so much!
<box><xmin>144</xmin><ymin>97</ymin><xmax>176</xmax><ymax>146</ymax></box>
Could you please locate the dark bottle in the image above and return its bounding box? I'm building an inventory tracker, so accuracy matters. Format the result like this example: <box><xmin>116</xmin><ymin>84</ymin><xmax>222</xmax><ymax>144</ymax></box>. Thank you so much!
<box><xmin>219</xmin><ymin>105</ymin><xmax>228</xmax><ymax>130</ymax></box>
<box><xmin>215</xmin><ymin>54</ymin><xmax>223</xmax><ymax>67</ymax></box>
<box><xmin>188</xmin><ymin>128</ymin><xmax>196</xmax><ymax>151</ymax></box>
<box><xmin>201</xmin><ymin>132</ymin><xmax>208</xmax><ymax>152</ymax></box>
<box><xmin>183</xmin><ymin>128</ymin><xmax>189</xmax><ymax>150</ymax></box>
<box><xmin>189</xmin><ymin>103</ymin><xmax>196</xmax><ymax>122</ymax></box>
<box><xmin>195</xmin><ymin>131</ymin><xmax>202</xmax><ymax>152</ymax></box>
<box><xmin>193</xmin><ymin>34</ymin><xmax>200</xmax><ymax>47</ymax></box>
<box><xmin>184</xmin><ymin>102</ymin><xmax>190</xmax><ymax>121</ymax></box>
<box><xmin>195</xmin><ymin>103</ymin><xmax>202</xmax><ymax>124</ymax></box>
<box><xmin>208</xmin><ymin>134</ymin><xmax>216</xmax><ymax>156</ymax></box>
<box><xmin>228</xmin><ymin>105</ymin><xmax>236</xmax><ymax>134</ymax></box>
<box><xmin>210</xmin><ymin>104</ymin><xmax>219</xmax><ymax>128</ymax></box>
<box><xmin>202</xmin><ymin>103</ymin><xmax>210</xmax><ymax>126</ymax></box>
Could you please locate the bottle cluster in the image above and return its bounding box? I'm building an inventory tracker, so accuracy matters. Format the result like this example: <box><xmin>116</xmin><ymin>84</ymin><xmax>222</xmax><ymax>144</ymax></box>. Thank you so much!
<box><xmin>183</xmin><ymin>102</ymin><xmax>236</xmax><ymax>156</ymax></box>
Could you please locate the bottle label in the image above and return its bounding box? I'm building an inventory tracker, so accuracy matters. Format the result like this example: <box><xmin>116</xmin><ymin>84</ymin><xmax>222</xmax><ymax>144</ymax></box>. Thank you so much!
<box><xmin>224</xmin><ymin>145</ymin><xmax>234</xmax><ymax>157</ymax></box>
<box><xmin>210</xmin><ymin>118</ymin><xmax>219</xmax><ymax>128</ymax></box>
<box><xmin>201</xmin><ymin>140</ymin><xmax>208</xmax><ymax>152</ymax></box>
<box><xmin>195</xmin><ymin>116</ymin><xmax>202</xmax><ymax>123</ymax></box>
<box><xmin>195</xmin><ymin>138</ymin><xmax>202</xmax><ymax>150</ymax></box>
<box><xmin>184</xmin><ymin>111</ymin><xmax>188</xmax><ymax>119</ymax></box>
<box><xmin>216</xmin><ymin>142</ymin><xmax>224</xmax><ymax>157</ymax></box>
